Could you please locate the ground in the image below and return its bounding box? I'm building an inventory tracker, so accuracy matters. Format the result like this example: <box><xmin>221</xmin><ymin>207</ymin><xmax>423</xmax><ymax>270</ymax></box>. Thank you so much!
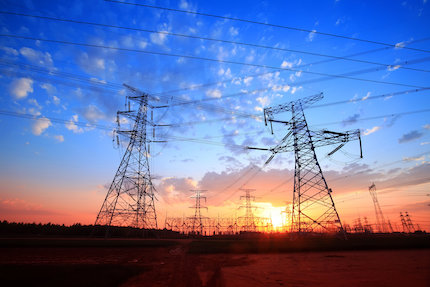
<box><xmin>0</xmin><ymin>238</ymin><xmax>429</xmax><ymax>286</ymax></box>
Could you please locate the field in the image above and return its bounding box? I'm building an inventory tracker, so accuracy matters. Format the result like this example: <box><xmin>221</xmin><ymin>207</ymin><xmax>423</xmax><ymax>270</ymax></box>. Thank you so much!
<box><xmin>0</xmin><ymin>236</ymin><xmax>429</xmax><ymax>286</ymax></box>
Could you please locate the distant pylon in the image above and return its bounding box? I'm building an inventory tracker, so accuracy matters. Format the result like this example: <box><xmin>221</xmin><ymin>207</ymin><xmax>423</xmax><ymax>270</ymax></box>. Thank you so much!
<box><xmin>239</xmin><ymin>189</ymin><xmax>257</xmax><ymax>232</ymax></box>
<box><xmin>188</xmin><ymin>190</ymin><xmax>208</xmax><ymax>235</ymax></box>
<box><xmin>368</xmin><ymin>183</ymin><xmax>390</xmax><ymax>233</ymax></box>
<box><xmin>249</xmin><ymin>93</ymin><xmax>362</xmax><ymax>235</ymax></box>
<box><xmin>400</xmin><ymin>212</ymin><xmax>409</xmax><ymax>233</ymax></box>
<box><xmin>404</xmin><ymin>212</ymin><xmax>416</xmax><ymax>233</ymax></box>
<box><xmin>94</xmin><ymin>84</ymin><xmax>166</xmax><ymax>233</ymax></box>
<box><xmin>281</xmin><ymin>201</ymin><xmax>292</xmax><ymax>232</ymax></box>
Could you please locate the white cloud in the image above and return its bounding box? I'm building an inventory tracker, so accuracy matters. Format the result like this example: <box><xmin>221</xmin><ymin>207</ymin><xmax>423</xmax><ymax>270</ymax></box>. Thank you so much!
<box><xmin>20</xmin><ymin>47</ymin><xmax>54</xmax><ymax>68</ymax></box>
<box><xmin>149</xmin><ymin>31</ymin><xmax>167</xmax><ymax>46</ymax></box>
<box><xmin>256</xmin><ymin>96</ymin><xmax>269</xmax><ymax>106</ymax></box>
<box><xmin>1</xmin><ymin>46</ymin><xmax>18</xmax><ymax>55</ymax></box>
<box><xmin>229</xmin><ymin>26</ymin><xmax>239</xmax><ymax>37</ymax></box>
<box><xmin>307</xmin><ymin>30</ymin><xmax>317</xmax><ymax>42</ymax></box>
<box><xmin>403</xmin><ymin>156</ymin><xmax>425</xmax><ymax>162</ymax></box>
<box><xmin>32</xmin><ymin>117</ymin><xmax>51</xmax><ymax>135</ymax></box>
<box><xmin>78</xmin><ymin>52</ymin><xmax>105</xmax><ymax>72</ymax></box>
<box><xmin>281</xmin><ymin>60</ymin><xmax>293</xmax><ymax>69</ymax></box>
<box><xmin>254</xmin><ymin>106</ymin><xmax>263</xmax><ymax>112</ymax></box>
<box><xmin>420</xmin><ymin>142</ymin><xmax>430</xmax><ymax>145</ymax></box>
<box><xmin>139</xmin><ymin>40</ymin><xmax>148</xmax><ymax>49</ymax></box>
<box><xmin>41</xmin><ymin>83</ymin><xmax>56</xmax><ymax>95</ymax></box>
<box><xmin>206</xmin><ymin>89</ymin><xmax>222</xmax><ymax>98</ymax></box>
<box><xmin>362</xmin><ymin>92</ymin><xmax>371</xmax><ymax>101</ymax></box>
<box><xmin>243</xmin><ymin>76</ymin><xmax>253</xmax><ymax>86</ymax></box>
<box><xmin>66</xmin><ymin>114</ymin><xmax>83</xmax><ymax>133</ymax></box>
<box><xmin>54</xmin><ymin>135</ymin><xmax>64</xmax><ymax>142</ymax></box>
<box><xmin>82</xmin><ymin>105</ymin><xmax>105</xmax><ymax>122</ymax></box>
<box><xmin>363</xmin><ymin>126</ymin><xmax>381</xmax><ymax>136</ymax></box>
<box><xmin>423</xmin><ymin>124</ymin><xmax>430</xmax><ymax>130</ymax></box>
<box><xmin>10</xmin><ymin>77</ymin><xmax>33</xmax><ymax>99</ymax></box>
<box><xmin>291</xmin><ymin>86</ymin><xmax>302</xmax><ymax>94</ymax></box>
<box><xmin>52</xmin><ymin>96</ymin><xmax>60</xmax><ymax>105</ymax></box>
<box><xmin>395</xmin><ymin>41</ymin><xmax>406</xmax><ymax>49</ymax></box>
<box><xmin>387</xmin><ymin>65</ymin><xmax>401</xmax><ymax>71</ymax></box>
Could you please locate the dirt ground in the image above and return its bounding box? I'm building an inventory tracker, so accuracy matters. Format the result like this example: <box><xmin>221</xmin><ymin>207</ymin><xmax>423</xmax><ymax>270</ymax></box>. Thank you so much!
<box><xmin>0</xmin><ymin>240</ymin><xmax>429</xmax><ymax>286</ymax></box>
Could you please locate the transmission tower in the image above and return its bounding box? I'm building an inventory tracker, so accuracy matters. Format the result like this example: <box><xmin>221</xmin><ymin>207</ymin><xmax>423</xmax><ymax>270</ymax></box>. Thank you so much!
<box><xmin>404</xmin><ymin>212</ymin><xmax>416</xmax><ymax>233</ymax></box>
<box><xmin>249</xmin><ymin>93</ymin><xmax>362</xmax><ymax>235</ymax></box>
<box><xmin>188</xmin><ymin>190</ymin><xmax>208</xmax><ymax>235</ymax></box>
<box><xmin>368</xmin><ymin>183</ymin><xmax>390</xmax><ymax>233</ymax></box>
<box><xmin>94</xmin><ymin>84</ymin><xmax>165</xmax><ymax>233</ymax></box>
<box><xmin>400</xmin><ymin>212</ymin><xmax>408</xmax><ymax>232</ymax></box>
<box><xmin>239</xmin><ymin>189</ymin><xmax>257</xmax><ymax>232</ymax></box>
<box><xmin>281</xmin><ymin>201</ymin><xmax>292</xmax><ymax>232</ymax></box>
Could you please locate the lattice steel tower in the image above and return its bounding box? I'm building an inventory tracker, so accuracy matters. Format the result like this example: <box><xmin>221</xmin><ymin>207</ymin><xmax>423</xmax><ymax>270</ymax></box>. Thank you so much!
<box><xmin>188</xmin><ymin>190</ymin><xmax>208</xmax><ymax>235</ymax></box>
<box><xmin>249</xmin><ymin>93</ymin><xmax>362</xmax><ymax>235</ymax></box>
<box><xmin>95</xmin><ymin>84</ymin><xmax>162</xmax><ymax>231</ymax></box>
<box><xmin>239</xmin><ymin>189</ymin><xmax>257</xmax><ymax>232</ymax></box>
<box><xmin>368</xmin><ymin>183</ymin><xmax>390</xmax><ymax>233</ymax></box>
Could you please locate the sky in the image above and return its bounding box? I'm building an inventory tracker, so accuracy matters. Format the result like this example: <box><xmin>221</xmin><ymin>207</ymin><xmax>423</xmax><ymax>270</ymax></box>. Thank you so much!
<box><xmin>0</xmin><ymin>0</ymin><xmax>429</xmax><ymax>232</ymax></box>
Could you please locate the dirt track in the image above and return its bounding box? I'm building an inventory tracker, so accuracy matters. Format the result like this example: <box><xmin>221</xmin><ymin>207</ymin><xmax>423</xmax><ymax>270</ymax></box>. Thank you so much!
<box><xmin>1</xmin><ymin>239</ymin><xmax>429</xmax><ymax>286</ymax></box>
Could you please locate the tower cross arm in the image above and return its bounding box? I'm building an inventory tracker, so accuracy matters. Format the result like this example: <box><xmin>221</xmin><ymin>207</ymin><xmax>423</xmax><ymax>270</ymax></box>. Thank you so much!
<box><xmin>311</xmin><ymin>129</ymin><xmax>363</xmax><ymax>158</ymax></box>
<box><xmin>311</xmin><ymin>129</ymin><xmax>361</xmax><ymax>147</ymax></box>
<box><xmin>263</xmin><ymin>92</ymin><xmax>323</xmax><ymax>124</ymax></box>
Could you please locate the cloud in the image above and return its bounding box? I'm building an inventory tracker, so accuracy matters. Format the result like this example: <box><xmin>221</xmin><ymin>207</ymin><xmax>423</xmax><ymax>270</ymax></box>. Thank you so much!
<box><xmin>281</xmin><ymin>61</ymin><xmax>293</xmax><ymax>69</ymax></box>
<box><xmin>82</xmin><ymin>105</ymin><xmax>106</xmax><ymax>123</ymax></box>
<box><xmin>362</xmin><ymin>92</ymin><xmax>371</xmax><ymax>101</ymax></box>
<box><xmin>150</xmin><ymin>32</ymin><xmax>168</xmax><ymax>45</ymax></box>
<box><xmin>54</xmin><ymin>135</ymin><xmax>64</xmax><ymax>142</ymax></box>
<box><xmin>256</xmin><ymin>96</ymin><xmax>269</xmax><ymax>107</ymax></box>
<box><xmin>52</xmin><ymin>96</ymin><xmax>61</xmax><ymax>105</ymax></box>
<box><xmin>363</xmin><ymin>126</ymin><xmax>381</xmax><ymax>136</ymax></box>
<box><xmin>20</xmin><ymin>47</ymin><xmax>54</xmax><ymax>68</ymax></box>
<box><xmin>243</xmin><ymin>76</ymin><xmax>253</xmax><ymax>86</ymax></box>
<box><xmin>229</xmin><ymin>26</ymin><xmax>239</xmax><ymax>37</ymax></box>
<box><xmin>398</xmin><ymin>130</ymin><xmax>424</xmax><ymax>143</ymax></box>
<box><xmin>387</xmin><ymin>65</ymin><xmax>401</xmax><ymax>71</ymax></box>
<box><xmin>32</xmin><ymin>117</ymin><xmax>52</xmax><ymax>135</ymax></box>
<box><xmin>206</xmin><ymin>89</ymin><xmax>222</xmax><ymax>98</ymax></box>
<box><xmin>307</xmin><ymin>30</ymin><xmax>317</xmax><ymax>42</ymax></box>
<box><xmin>403</xmin><ymin>156</ymin><xmax>425</xmax><ymax>162</ymax></box>
<box><xmin>421</xmin><ymin>142</ymin><xmax>430</xmax><ymax>146</ymax></box>
<box><xmin>423</xmin><ymin>124</ymin><xmax>430</xmax><ymax>130</ymax></box>
<box><xmin>395</xmin><ymin>41</ymin><xmax>406</xmax><ymax>49</ymax></box>
<box><xmin>10</xmin><ymin>77</ymin><xmax>33</xmax><ymax>99</ymax></box>
<box><xmin>1</xmin><ymin>46</ymin><xmax>19</xmax><ymax>55</ymax></box>
<box><xmin>41</xmin><ymin>83</ymin><xmax>56</xmax><ymax>95</ymax></box>
<box><xmin>342</xmin><ymin>114</ymin><xmax>360</xmax><ymax>126</ymax></box>
<box><xmin>66</xmin><ymin>115</ymin><xmax>83</xmax><ymax>133</ymax></box>
<box><xmin>78</xmin><ymin>52</ymin><xmax>105</xmax><ymax>73</ymax></box>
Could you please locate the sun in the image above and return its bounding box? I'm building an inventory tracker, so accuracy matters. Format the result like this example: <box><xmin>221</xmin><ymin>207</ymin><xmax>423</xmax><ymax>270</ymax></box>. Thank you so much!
<box><xmin>271</xmin><ymin>212</ymin><xmax>284</xmax><ymax>231</ymax></box>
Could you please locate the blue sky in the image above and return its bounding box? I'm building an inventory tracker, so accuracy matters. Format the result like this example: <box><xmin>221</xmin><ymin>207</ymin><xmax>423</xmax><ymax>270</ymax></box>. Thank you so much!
<box><xmin>0</xmin><ymin>0</ymin><xmax>429</xmax><ymax>230</ymax></box>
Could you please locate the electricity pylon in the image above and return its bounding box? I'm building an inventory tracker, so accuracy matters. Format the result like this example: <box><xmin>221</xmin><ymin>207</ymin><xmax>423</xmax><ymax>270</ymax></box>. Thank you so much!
<box><xmin>249</xmin><ymin>93</ymin><xmax>362</xmax><ymax>235</ymax></box>
<box><xmin>188</xmin><ymin>190</ymin><xmax>208</xmax><ymax>235</ymax></box>
<box><xmin>239</xmin><ymin>189</ymin><xmax>258</xmax><ymax>232</ymax></box>
<box><xmin>368</xmin><ymin>183</ymin><xmax>390</xmax><ymax>233</ymax></box>
<box><xmin>404</xmin><ymin>212</ymin><xmax>416</xmax><ymax>233</ymax></box>
<box><xmin>94</xmin><ymin>84</ymin><xmax>165</xmax><ymax>233</ymax></box>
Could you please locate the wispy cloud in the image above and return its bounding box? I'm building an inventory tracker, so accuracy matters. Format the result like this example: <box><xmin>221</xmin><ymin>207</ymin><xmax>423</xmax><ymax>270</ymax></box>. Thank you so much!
<box><xmin>398</xmin><ymin>130</ymin><xmax>424</xmax><ymax>143</ymax></box>
<box><xmin>363</xmin><ymin>126</ymin><xmax>381</xmax><ymax>136</ymax></box>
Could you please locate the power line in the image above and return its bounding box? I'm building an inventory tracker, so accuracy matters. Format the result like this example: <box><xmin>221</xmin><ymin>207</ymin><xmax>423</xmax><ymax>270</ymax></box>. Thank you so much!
<box><xmin>1</xmin><ymin>10</ymin><xmax>429</xmax><ymax>74</ymax></box>
<box><xmin>0</xmin><ymin>34</ymin><xmax>426</xmax><ymax>89</ymax></box>
<box><xmin>104</xmin><ymin>0</ymin><xmax>430</xmax><ymax>54</ymax></box>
